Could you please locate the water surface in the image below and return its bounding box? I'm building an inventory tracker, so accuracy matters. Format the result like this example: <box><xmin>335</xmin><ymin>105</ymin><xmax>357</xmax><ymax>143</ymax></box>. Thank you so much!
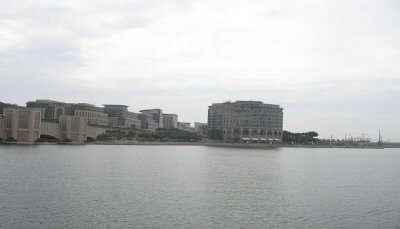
<box><xmin>0</xmin><ymin>145</ymin><xmax>399</xmax><ymax>228</ymax></box>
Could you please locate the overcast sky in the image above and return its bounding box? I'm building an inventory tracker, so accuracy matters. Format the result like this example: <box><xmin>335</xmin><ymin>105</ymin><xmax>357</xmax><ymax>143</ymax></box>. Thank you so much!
<box><xmin>1</xmin><ymin>0</ymin><xmax>399</xmax><ymax>140</ymax></box>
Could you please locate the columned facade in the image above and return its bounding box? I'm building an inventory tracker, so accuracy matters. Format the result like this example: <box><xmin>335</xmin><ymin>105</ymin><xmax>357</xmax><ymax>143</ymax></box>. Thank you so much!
<box><xmin>2</xmin><ymin>108</ymin><xmax>41</xmax><ymax>143</ymax></box>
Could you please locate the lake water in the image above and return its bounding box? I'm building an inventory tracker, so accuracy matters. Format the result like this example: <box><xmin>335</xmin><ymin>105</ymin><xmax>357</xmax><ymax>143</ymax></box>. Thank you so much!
<box><xmin>0</xmin><ymin>145</ymin><xmax>399</xmax><ymax>229</ymax></box>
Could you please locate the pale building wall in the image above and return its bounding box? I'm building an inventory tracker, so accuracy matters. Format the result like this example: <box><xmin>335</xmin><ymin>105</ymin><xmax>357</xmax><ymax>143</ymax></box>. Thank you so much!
<box><xmin>0</xmin><ymin>116</ymin><xmax>4</xmax><ymax>140</ymax></box>
<box><xmin>40</xmin><ymin>119</ymin><xmax>105</xmax><ymax>142</ymax></box>
<box><xmin>74</xmin><ymin>109</ymin><xmax>108</xmax><ymax>126</ymax></box>
<box><xmin>59</xmin><ymin>115</ymin><xmax>88</xmax><ymax>144</ymax></box>
<box><xmin>40</xmin><ymin>121</ymin><xmax>61</xmax><ymax>139</ymax></box>
<box><xmin>87</xmin><ymin>125</ymin><xmax>106</xmax><ymax>140</ymax></box>
<box><xmin>3</xmin><ymin>108</ymin><xmax>41</xmax><ymax>143</ymax></box>
<box><xmin>122</xmin><ymin>117</ymin><xmax>141</xmax><ymax>129</ymax></box>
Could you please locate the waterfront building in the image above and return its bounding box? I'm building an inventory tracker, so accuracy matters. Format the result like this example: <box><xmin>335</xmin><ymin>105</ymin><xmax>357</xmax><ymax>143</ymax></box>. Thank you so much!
<box><xmin>177</xmin><ymin>122</ymin><xmax>195</xmax><ymax>132</ymax></box>
<box><xmin>27</xmin><ymin>100</ymin><xmax>111</xmax><ymax>127</ymax></box>
<box><xmin>1</xmin><ymin>98</ymin><xmax>196</xmax><ymax>142</ymax></box>
<box><xmin>59</xmin><ymin>115</ymin><xmax>88</xmax><ymax>144</ymax></box>
<box><xmin>162</xmin><ymin>114</ymin><xmax>178</xmax><ymax>129</ymax></box>
<box><xmin>104</xmin><ymin>105</ymin><xmax>141</xmax><ymax>129</ymax></box>
<box><xmin>2</xmin><ymin>107</ymin><xmax>41</xmax><ymax>143</ymax></box>
<box><xmin>26</xmin><ymin>100</ymin><xmax>71</xmax><ymax>121</ymax></box>
<box><xmin>139</xmin><ymin>113</ymin><xmax>158</xmax><ymax>131</ymax></box>
<box><xmin>0</xmin><ymin>102</ymin><xmax>19</xmax><ymax>115</ymax></box>
<box><xmin>208</xmin><ymin>101</ymin><xmax>283</xmax><ymax>141</ymax></box>
<box><xmin>123</xmin><ymin>112</ymin><xmax>141</xmax><ymax>129</ymax></box>
<box><xmin>194</xmin><ymin>122</ymin><xmax>208</xmax><ymax>137</ymax></box>
<box><xmin>0</xmin><ymin>114</ymin><xmax>5</xmax><ymax>140</ymax></box>
<box><xmin>178</xmin><ymin>122</ymin><xmax>191</xmax><ymax>129</ymax></box>
<box><xmin>24</xmin><ymin>100</ymin><xmax>106</xmax><ymax>143</ymax></box>
<box><xmin>73</xmin><ymin>103</ymin><xmax>108</xmax><ymax>127</ymax></box>
<box><xmin>140</xmin><ymin>109</ymin><xmax>164</xmax><ymax>129</ymax></box>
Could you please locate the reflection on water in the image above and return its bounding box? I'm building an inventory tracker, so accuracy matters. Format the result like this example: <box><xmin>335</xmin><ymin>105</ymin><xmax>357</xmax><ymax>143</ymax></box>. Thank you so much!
<box><xmin>0</xmin><ymin>145</ymin><xmax>399</xmax><ymax>229</ymax></box>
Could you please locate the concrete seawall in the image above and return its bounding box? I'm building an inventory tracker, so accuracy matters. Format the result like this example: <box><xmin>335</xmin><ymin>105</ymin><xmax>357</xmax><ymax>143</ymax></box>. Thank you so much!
<box><xmin>0</xmin><ymin>141</ymin><xmax>388</xmax><ymax>149</ymax></box>
<box><xmin>90</xmin><ymin>141</ymin><xmax>385</xmax><ymax>149</ymax></box>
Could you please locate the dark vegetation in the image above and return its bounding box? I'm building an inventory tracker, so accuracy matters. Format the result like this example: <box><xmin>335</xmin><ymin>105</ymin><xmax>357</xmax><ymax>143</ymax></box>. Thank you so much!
<box><xmin>96</xmin><ymin>130</ymin><xmax>136</xmax><ymax>141</ymax></box>
<box><xmin>208</xmin><ymin>129</ymin><xmax>321</xmax><ymax>144</ymax></box>
<box><xmin>282</xmin><ymin>131</ymin><xmax>319</xmax><ymax>144</ymax></box>
<box><xmin>137</xmin><ymin>128</ymin><xmax>200</xmax><ymax>142</ymax></box>
<box><xmin>86</xmin><ymin>136</ymin><xmax>95</xmax><ymax>143</ymax></box>
<box><xmin>36</xmin><ymin>135</ymin><xmax>59</xmax><ymax>143</ymax></box>
<box><xmin>96</xmin><ymin>129</ymin><xmax>200</xmax><ymax>142</ymax></box>
<box><xmin>5</xmin><ymin>137</ymin><xmax>16</xmax><ymax>142</ymax></box>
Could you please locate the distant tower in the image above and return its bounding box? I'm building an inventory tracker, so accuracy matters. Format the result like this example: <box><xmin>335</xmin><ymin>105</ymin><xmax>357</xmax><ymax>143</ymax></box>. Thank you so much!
<box><xmin>378</xmin><ymin>129</ymin><xmax>383</xmax><ymax>146</ymax></box>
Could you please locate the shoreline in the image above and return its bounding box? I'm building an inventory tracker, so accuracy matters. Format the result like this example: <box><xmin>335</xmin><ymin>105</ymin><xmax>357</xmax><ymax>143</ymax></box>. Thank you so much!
<box><xmin>0</xmin><ymin>141</ymin><xmax>388</xmax><ymax>149</ymax></box>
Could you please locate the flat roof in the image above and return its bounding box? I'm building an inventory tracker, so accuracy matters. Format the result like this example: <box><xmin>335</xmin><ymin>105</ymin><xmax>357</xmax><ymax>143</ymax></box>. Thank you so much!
<box><xmin>36</xmin><ymin>99</ymin><xmax>64</xmax><ymax>102</ymax></box>
<box><xmin>140</xmin><ymin>109</ymin><xmax>161</xmax><ymax>112</ymax></box>
<box><xmin>103</xmin><ymin>104</ymin><xmax>129</xmax><ymax>108</ymax></box>
<box><xmin>76</xmin><ymin>103</ymin><xmax>96</xmax><ymax>107</ymax></box>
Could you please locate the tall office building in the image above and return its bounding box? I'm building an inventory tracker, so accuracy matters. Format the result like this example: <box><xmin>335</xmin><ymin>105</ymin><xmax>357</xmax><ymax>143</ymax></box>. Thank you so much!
<box><xmin>140</xmin><ymin>109</ymin><xmax>163</xmax><ymax>129</ymax></box>
<box><xmin>104</xmin><ymin>105</ymin><xmax>141</xmax><ymax>129</ymax></box>
<box><xmin>26</xmin><ymin>99</ymin><xmax>70</xmax><ymax>121</ymax></box>
<box><xmin>162</xmin><ymin>114</ymin><xmax>178</xmax><ymax>129</ymax></box>
<box><xmin>208</xmin><ymin>101</ymin><xmax>283</xmax><ymax>140</ymax></box>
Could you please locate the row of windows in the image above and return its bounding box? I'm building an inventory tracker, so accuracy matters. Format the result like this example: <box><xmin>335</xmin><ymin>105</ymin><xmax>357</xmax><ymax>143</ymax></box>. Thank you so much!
<box><xmin>223</xmin><ymin>129</ymin><xmax>282</xmax><ymax>136</ymax></box>
<box><xmin>75</xmin><ymin>111</ymin><xmax>107</xmax><ymax>119</ymax></box>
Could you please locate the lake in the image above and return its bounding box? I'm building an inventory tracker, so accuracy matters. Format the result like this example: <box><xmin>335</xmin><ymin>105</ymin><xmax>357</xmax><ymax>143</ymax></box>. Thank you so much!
<box><xmin>0</xmin><ymin>145</ymin><xmax>399</xmax><ymax>228</ymax></box>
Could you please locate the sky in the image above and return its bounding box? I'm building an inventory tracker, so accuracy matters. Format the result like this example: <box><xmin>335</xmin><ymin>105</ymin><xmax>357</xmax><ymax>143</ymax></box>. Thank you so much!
<box><xmin>1</xmin><ymin>0</ymin><xmax>399</xmax><ymax>141</ymax></box>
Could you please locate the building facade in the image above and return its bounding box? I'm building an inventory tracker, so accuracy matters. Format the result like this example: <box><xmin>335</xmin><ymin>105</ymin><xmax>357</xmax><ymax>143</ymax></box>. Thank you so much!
<box><xmin>2</xmin><ymin>107</ymin><xmax>41</xmax><ymax>143</ymax></box>
<box><xmin>162</xmin><ymin>114</ymin><xmax>178</xmax><ymax>129</ymax></box>
<box><xmin>177</xmin><ymin>122</ymin><xmax>195</xmax><ymax>132</ymax></box>
<box><xmin>26</xmin><ymin>100</ymin><xmax>70</xmax><ymax>121</ymax></box>
<box><xmin>208</xmin><ymin>101</ymin><xmax>283</xmax><ymax>141</ymax></box>
<box><xmin>0</xmin><ymin>114</ymin><xmax>4</xmax><ymax>140</ymax></box>
<box><xmin>59</xmin><ymin>115</ymin><xmax>88</xmax><ymax>144</ymax></box>
<box><xmin>73</xmin><ymin>103</ymin><xmax>108</xmax><ymax>127</ymax></box>
<box><xmin>194</xmin><ymin>122</ymin><xmax>208</xmax><ymax>137</ymax></box>
<box><xmin>104</xmin><ymin>105</ymin><xmax>141</xmax><ymax>129</ymax></box>
<box><xmin>140</xmin><ymin>109</ymin><xmax>163</xmax><ymax>129</ymax></box>
<box><xmin>139</xmin><ymin>113</ymin><xmax>158</xmax><ymax>131</ymax></box>
<box><xmin>0</xmin><ymin>102</ymin><xmax>19</xmax><ymax>115</ymax></box>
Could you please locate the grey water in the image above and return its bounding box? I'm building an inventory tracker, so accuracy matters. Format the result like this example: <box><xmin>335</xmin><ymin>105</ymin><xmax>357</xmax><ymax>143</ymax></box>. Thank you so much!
<box><xmin>0</xmin><ymin>145</ymin><xmax>399</xmax><ymax>229</ymax></box>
